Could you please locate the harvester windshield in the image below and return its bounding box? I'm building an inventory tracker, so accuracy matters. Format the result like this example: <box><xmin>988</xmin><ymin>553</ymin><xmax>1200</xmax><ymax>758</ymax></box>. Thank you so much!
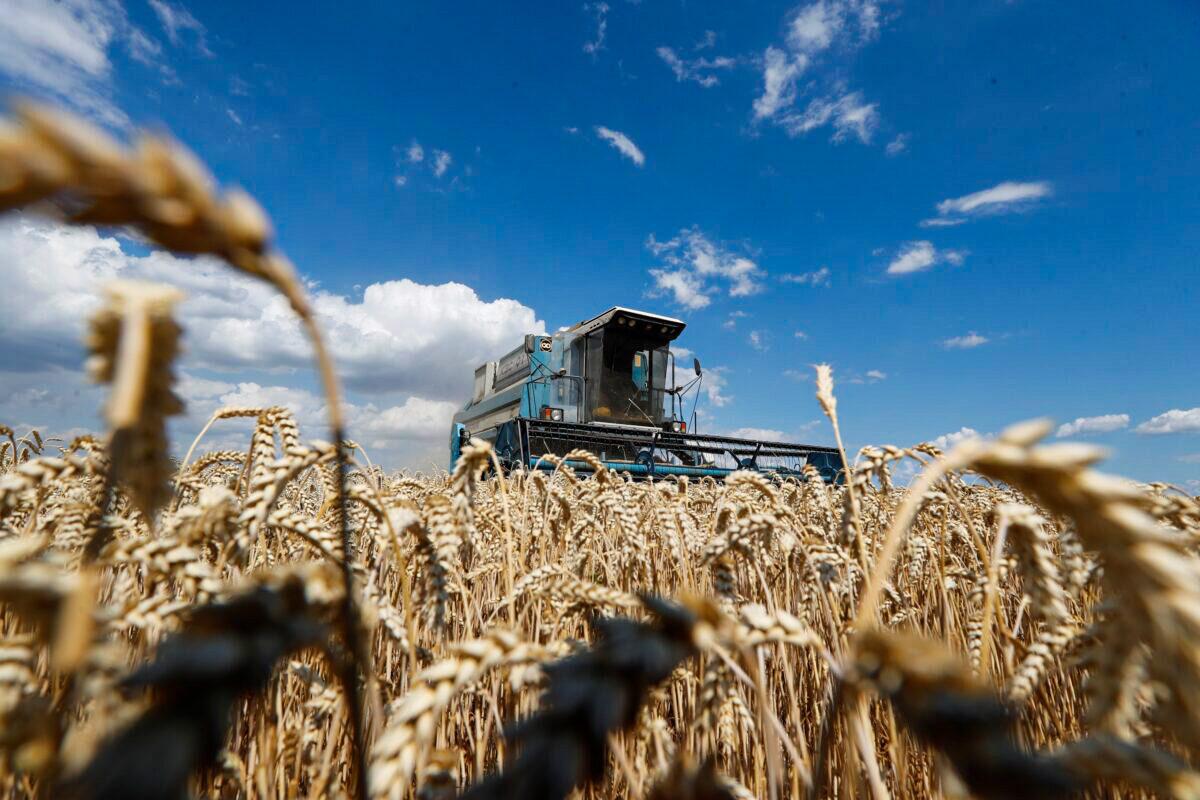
<box><xmin>586</xmin><ymin>327</ymin><xmax>670</xmax><ymax>426</ymax></box>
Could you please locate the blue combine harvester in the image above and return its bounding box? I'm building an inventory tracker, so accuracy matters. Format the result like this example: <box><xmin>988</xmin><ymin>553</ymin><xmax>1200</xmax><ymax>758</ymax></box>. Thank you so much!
<box><xmin>449</xmin><ymin>307</ymin><xmax>842</xmax><ymax>481</ymax></box>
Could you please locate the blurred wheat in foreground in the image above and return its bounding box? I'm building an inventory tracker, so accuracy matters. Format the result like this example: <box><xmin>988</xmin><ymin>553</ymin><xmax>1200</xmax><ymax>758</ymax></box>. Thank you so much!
<box><xmin>2</xmin><ymin>102</ymin><xmax>1200</xmax><ymax>800</ymax></box>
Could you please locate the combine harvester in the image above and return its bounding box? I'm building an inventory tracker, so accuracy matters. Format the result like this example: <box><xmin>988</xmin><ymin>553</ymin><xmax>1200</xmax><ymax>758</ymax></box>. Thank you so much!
<box><xmin>450</xmin><ymin>307</ymin><xmax>842</xmax><ymax>481</ymax></box>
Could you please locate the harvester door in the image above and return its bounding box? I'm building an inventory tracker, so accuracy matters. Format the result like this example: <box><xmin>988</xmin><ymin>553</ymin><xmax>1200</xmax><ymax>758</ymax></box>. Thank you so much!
<box><xmin>550</xmin><ymin>333</ymin><xmax>583</xmax><ymax>423</ymax></box>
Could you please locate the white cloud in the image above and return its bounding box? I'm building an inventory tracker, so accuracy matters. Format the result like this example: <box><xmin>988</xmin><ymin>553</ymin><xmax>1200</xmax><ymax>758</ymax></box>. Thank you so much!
<box><xmin>728</xmin><ymin>427</ymin><xmax>789</xmax><ymax>442</ymax></box>
<box><xmin>147</xmin><ymin>0</ymin><xmax>210</xmax><ymax>55</ymax></box>
<box><xmin>649</xmin><ymin>269</ymin><xmax>709</xmax><ymax>310</ymax></box>
<box><xmin>226</xmin><ymin>108</ymin><xmax>242</xmax><ymax>126</ymax></box>
<box><xmin>919</xmin><ymin>217</ymin><xmax>967</xmax><ymax>228</ymax></box>
<box><xmin>721</xmin><ymin>311</ymin><xmax>746</xmax><ymax>331</ymax></box>
<box><xmin>783</xmin><ymin>369</ymin><xmax>807</xmax><ymax>382</ymax></box>
<box><xmin>788</xmin><ymin>1</ymin><xmax>842</xmax><ymax>53</ymax></box>
<box><xmin>646</xmin><ymin>227</ymin><xmax>765</xmax><ymax>307</ymax></box>
<box><xmin>748</xmin><ymin>330</ymin><xmax>767</xmax><ymax>351</ymax></box>
<box><xmin>787</xmin><ymin>0</ymin><xmax>881</xmax><ymax>54</ymax></box>
<box><xmin>702</xmin><ymin>366</ymin><xmax>731</xmax><ymax>407</ymax></box>
<box><xmin>753</xmin><ymin>47</ymin><xmax>807</xmax><ymax>121</ymax></box>
<box><xmin>1055</xmin><ymin>414</ymin><xmax>1130</xmax><ymax>438</ymax></box>
<box><xmin>0</xmin><ymin>216</ymin><xmax>543</xmax><ymax>411</ymax></box>
<box><xmin>924</xmin><ymin>181</ymin><xmax>1053</xmax><ymax>226</ymax></box>
<box><xmin>180</xmin><ymin>381</ymin><xmax>460</xmax><ymax>468</ymax></box>
<box><xmin>1136</xmin><ymin>408</ymin><xmax>1200</xmax><ymax>435</ymax></box>
<box><xmin>177</xmin><ymin>372</ymin><xmax>234</xmax><ymax>401</ymax></box>
<box><xmin>695</xmin><ymin>30</ymin><xmax>717</xmax><ymax>50</ymax></box>
<box><xmin>779</xmin><ymin>90</ymin><xmax>879</xmax><ymax>143</ymax></box>
<box><xmin>657</xmin><ymin>46</ymin><xmax>736</xmax><ymax>88</ymax></box>
<box><xmin>0</xmin><ymin>218</ymin><xmax>545</xmax><ymax>467</ymax></box>
<box><xmin>794</xmin><ymin>330</ymin><xmax>808</xmax><ymax>340</ymax></box>
<box><xmin>886</xmin><ymin>241</ymin><xmax>968</xmax><ymax>275</ymax></box>
<box><xmin>930</xmin><ymin>426</ymin><xmax>989</xmax><ymax>451</ymax></box>
<box><xmin>432</xmin><ymin>149</ymin><xmax>452</xmax><ymax>178</ymax></box>
<box><xmin>582</xmin><ymin>2</ymin><xmax>609</xmax><ymax>58</ymax></box>
<box><xmin>885</xmin><ymin>133</ymin><xmax>909</xmax><ymax>156</ymax></box>
<box><xmin>0</xmin><ymin>0</ymin><xmax>170</xmax><ymax>127</ymax></box>
<box><xmin>780</xmin><ymin>267</ymin><xmax>831</xmax><ymax>287</ymax></box>
<box><xmin>752</xmin><ymin>2</ymin><xmax>885</xmax><ymax>144</ymax></box>
<box><xmin>396</xmin><ymin>141</ymin><xmax>454</xmax><ymax>185</ymax></box>
<box><xmin>595</xmin><ymin>126</ymin><xmax>645</xmax><ymax>166</ymax></box>
<box><xmin>846</xmin><ymin>368</ymin><xmax>886</xmax><ymax>385</ymax></box>
<box><xmin>942</xmin><ymin>332</ymin><xmax>989</xmax><ymax>349</ymax></box>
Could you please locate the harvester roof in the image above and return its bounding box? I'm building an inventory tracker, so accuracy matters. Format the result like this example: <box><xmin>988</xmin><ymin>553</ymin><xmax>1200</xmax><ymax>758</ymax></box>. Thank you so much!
<box><xmin>565</xmin><ymin>306</ymin><xmax>686</xmax><ymax>341</ymax></box>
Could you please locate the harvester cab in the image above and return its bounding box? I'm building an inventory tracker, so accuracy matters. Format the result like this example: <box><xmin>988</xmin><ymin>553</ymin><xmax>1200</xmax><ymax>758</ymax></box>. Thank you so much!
<box><xmin>450</xmin><ymin>306</ymin><xmax>842</xmax><ymax>481</ymax></box>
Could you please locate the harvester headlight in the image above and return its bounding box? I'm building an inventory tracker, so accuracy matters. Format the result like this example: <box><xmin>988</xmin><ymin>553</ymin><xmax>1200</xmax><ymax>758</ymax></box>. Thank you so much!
<box><xmin>541</xmin><ymin>406</ymin><xmax>564</xmax><ymax>422</ymax></box>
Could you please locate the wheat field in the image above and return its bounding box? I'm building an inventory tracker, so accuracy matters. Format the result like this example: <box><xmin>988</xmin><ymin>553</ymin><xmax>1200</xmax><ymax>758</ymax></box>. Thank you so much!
<box><xmin>1</xmin><ymin>103</ymin><xmax>1199</xmax><ymax>800</ymax></box>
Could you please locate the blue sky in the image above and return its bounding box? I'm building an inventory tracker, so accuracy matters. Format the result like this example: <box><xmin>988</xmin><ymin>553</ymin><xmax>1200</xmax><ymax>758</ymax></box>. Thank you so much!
<box><xmin>0</xmin><ymin>0</ymin><xmax>1197</xmax><ymax>483</ymax></box>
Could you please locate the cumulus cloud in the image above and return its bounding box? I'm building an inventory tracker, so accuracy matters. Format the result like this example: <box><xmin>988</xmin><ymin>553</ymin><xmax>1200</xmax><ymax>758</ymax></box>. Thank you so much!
<box><xmin>646</xmin><ymin>227</ymin><xmax>765</xmax><ymax>308</ymax></box>
<box><xmin>748</xmin><ymin>330</ymin><xmax>767</xmax><ymax>351</ymax></box>
<box><xmin>886</xmin><ymin>241</ymin><xmax>968</xmax><ymax>275</ymax></box>
<box><xmin>1055</xmin><ymin>414</ymin><xmax>1130</xmax><ymax>438</ymax></box>
<box><xmin>726</xmin><ymin>422</ymin><xmax>822</xmax><ymax>443</ymax></box>
<box><xmin>595</xmin><ymin>126</ymin><xmax>645</xmax><ymax>166</ymax></box>
<box><xmin>649</xmin><ymin>268</ymin><xmax>709</xmax><ymax>310</ymax></box>
<box><xmin>865</xmin><ymin>369</ymin><xmax>887</xmax><ymax>381</ymax></box>
<box><xmin>657</xmin><ymin>46</ymin><xmax>737</xmax><ymax>88</ymax></box>
<box><xmin>780</xmin><ymin>267</ymin><xmax>831</xmax><ymax>287</ymax></box>
<box><xmin>727</xmin><ymin>427</ymin><xmax>789</xmax><ymax>442</ymax></box>
<box><xmin>1136</xmin><ymin>408</ymin><xmax>1200</xmax><ymax>435</ymax></box>
<box><xmin>406</xmin><ymin>141</ymin><xmax>425</xmax><ymax>163</ymax></box>
<box><xmin>930</xmin><ymin>426</ymin><xmax>989</xmax><ymax>451</ymax></box>
<box><xmin>702</xmin><ymin>366</ymin><xmax>732</xmax><ymax>407</ymax></box>
<box><xmin>924</xmin><ymin>181</ymin><xmax>1053</xmax><ymax>226</ymax></box>
<box><xmin>942</xmin><ymin>332</ymin><xmax>989</xmax><ymax>349</ymax></box>
<box><xmin>0</xmin><ymin>218</ymin><xmax>543</xmax><ymax>466</ymax></box>
<box><xmin>180</xmin><ymin>381</ymin><xmax>460</xmax><ymax>468</ymax></box>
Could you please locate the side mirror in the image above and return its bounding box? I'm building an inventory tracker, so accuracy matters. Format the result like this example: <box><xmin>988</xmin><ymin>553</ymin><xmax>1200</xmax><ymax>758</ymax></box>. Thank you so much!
<box><xmin>693</xmin><ymin>358</ymin><xmax>702</xmax><ymax>377</ymax></box>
